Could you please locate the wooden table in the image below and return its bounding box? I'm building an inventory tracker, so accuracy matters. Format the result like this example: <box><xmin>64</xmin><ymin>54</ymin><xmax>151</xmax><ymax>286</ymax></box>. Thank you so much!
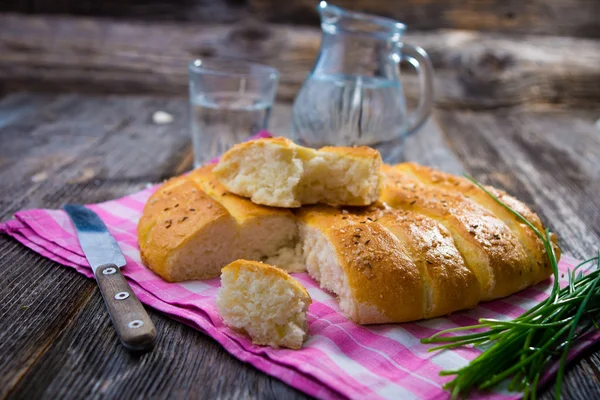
<box><xmin>1</xmin><ymin>14</ymin><xmax>599</xmax><ymax>400</ymax></box>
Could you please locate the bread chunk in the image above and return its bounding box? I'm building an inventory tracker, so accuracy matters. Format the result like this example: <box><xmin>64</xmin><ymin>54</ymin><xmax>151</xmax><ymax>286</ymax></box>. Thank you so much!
<box><xmin>216</xmin><ymin>260</ymin><xmax>311</xmax><ymax>349</ymax></box>
<box><xmin>137</xmin><ymin>165</ymin><xmax>298</xmax><ymax>281</ymax></box>
<box><xmin>213</xmin><ymin>137</ymin><xmax>383</xmax><ymax>207</ymax></box>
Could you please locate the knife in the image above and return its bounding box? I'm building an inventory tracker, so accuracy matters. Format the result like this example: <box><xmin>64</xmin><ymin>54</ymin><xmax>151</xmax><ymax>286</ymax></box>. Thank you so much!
<box><xmin>64</xmin><ymin>204</ymin><xmax>156</xmax><ymax>352</ymax></box>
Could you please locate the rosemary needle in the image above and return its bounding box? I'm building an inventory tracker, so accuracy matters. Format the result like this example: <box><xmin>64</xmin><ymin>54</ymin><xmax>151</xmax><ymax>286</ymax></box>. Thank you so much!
<box><xmin>420</xmin><ymin>176</ymin><xmax>600</xmax><ymax>399</ymax></box>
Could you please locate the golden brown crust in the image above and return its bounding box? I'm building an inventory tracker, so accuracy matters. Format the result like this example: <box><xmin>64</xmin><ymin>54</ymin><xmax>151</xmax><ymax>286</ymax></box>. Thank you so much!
<box><xmin>381</xmin><ymin>164</ymin><xmax>555</xmax><ymax>300</ymax></box>
<box><xmin>296</xmin><ymin>204</ymin><xmax>482</xmax><ymax>323</ymax></box>
<box><xmin>222</xmin><ymin>259</ymin><xmax>311</xmax><ymax>302</ymax></box>
<box><xmin>390</xmin><ymin>162</ymin><xmax>560</xmax><ymax>277</ymax></box>
<box><xmin>138</xmin><ymin>175</ymin><xmax>234</xmax><ymax>281</ymax></box>
<box><xmin>343</xmin><ymin>222</ymin><xmax>424</xmax><ymax>323</ymax></box>
<box><xmin>137</xmin><ymin>165</ymin><xmax>296</xmax><ymax>282</ymax></box>
<box><xmin>376</xmin><ymin>211</ymin><xmax>481</xmax><ymax>318</ymax></box>
<box><xmin>296</xmin><ymin>206</ymin><xmax>425</xmax><ymax>324</ymax></box>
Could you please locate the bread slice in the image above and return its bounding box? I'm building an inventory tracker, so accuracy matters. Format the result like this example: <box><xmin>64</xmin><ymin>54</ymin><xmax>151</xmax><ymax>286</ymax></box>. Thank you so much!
<box><xmin>213</xmin><ymin>137</ymin><xmax>383</xmax><ymax>208</ymax></box>
<box><xmin>216</xmin><ymin>259</ymin><xmax>311</xmax><ymax>349</ymax></box>
<box><xmin>137</xmin><ymin>165</ymin><xmax>298</xmax><ymax>282</ymax></box>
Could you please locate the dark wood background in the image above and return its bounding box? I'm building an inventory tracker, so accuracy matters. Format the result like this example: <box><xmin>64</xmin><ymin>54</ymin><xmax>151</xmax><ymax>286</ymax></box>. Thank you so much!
<box><xmin>0</xmin><ymin>1</ymin><xmax>599</xmax><ymax>399</ymax></box>
<box><xmin>2</xmin><ymin>0</ymin><xmax>600</xmax><ymax>37</ymax></box>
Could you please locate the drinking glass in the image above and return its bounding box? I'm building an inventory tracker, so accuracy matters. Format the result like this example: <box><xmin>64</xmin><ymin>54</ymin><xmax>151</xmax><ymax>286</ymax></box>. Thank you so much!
<box><xmin>188</xmin><ymin>58</ymin><xmax>279</xmax><ymax>167</ymax></box>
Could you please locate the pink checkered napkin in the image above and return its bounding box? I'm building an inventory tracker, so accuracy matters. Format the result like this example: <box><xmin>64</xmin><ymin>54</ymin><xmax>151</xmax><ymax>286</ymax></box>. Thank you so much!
<box><xmin>1</xmin><ymin>135</ymin><xmax>598</xmax><ymax>400</ymax></box>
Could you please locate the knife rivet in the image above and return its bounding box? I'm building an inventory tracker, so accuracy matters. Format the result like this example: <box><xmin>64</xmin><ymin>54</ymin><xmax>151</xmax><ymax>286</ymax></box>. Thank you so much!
<box><xmin>128</xmin><ymin>320</ymin><xmax>144</xmax><ymax>329</ymax></box>
<box><xmin>115</xmin><ymin>291</ymin><xmax>130</xmax><ymax>300</ymax></box>
<box><xmin>103</xmin><ymin>267</ymin><xmax>117</xmax><ymax>275</ymax></box>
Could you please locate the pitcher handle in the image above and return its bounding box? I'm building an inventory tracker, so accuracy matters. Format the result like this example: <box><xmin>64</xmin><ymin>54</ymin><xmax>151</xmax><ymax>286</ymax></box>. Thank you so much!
<box><xmin>399</xmin><ymin>43</ymin><xmax>434</xmax><ymax>135</ymax></box>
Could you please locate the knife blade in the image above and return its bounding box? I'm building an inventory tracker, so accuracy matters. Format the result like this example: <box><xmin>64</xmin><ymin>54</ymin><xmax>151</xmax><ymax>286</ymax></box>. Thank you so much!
<box><xmin>64</xmin><ymin>204</ymin><xmax>156</xmax><ymax>352</ymax></box>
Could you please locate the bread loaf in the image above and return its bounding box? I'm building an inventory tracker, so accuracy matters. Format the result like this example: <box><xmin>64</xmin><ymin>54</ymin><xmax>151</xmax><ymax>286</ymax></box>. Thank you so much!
<box><xmin>217</xmin><ymin>259</ymin><xmax>311</xmax><ymax>349</ymax></box>
<box><xmin>138</xmin><ymin>161</ymin><xmax>559</xmax><ymax>323</ymax></box>
<box><xmin>213</xmin><ymin>137</ymin><xmax>383</xmax><ymax>207</ymax></box>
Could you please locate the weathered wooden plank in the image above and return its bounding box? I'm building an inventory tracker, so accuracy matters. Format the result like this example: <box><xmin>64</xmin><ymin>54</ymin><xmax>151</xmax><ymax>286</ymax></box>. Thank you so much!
<box><xmin>0</xmin><ymin>14</ymin><xmax>599</xmax><ymax>109</ymax></box>
<box><xmin>2</xmin><ymin>0</ymin><xmax>599</xmax><ymax>37</ymax></box>
<box><xmin>536</xmin><ymin>348</ymin><xmax>600</xmax><ymax>400</ymax></box>
<box><xmin>402</xmin><ymin>117</ymin><xmax>464</xmax><ymax>175</ymax></box>
<box><xmin>435</xmin><ymin>108</ymin><xmax>600</xmax><ymax>258</ymax></box>
<box><xmin>4</xmin><ymin>256</ymin><xmax>304</xmax><ymax>399</ymax></box>
<box><xmin>0</xmin><ymin>0</ymin><xmax>248</xmax><ymax>23</ymax></box>
<box><xmin>0</xmin><ymin>95</ymin><xmax>185</xmax><ymax>219</ymax></box>
<box><xmin>0</xmin><ymin>240</ymin><xmax>95</xmax><ymax>398</ymax></box>
<box><xmin>0</xmin><ymin>92</ymin><xmax>307</xmax><ymax>399</ymax></box>
<box><xmin>250</xmin><ymin>0</ymin><xmax>600</xmax><ymax>38</ymax></box>
<box><xmin>553</xmin><ymin>354</ymin><xmax>600</xmax><ymax>400</ymax></box>
<box><xmin>0</xmin><ymin>93</ymin><xmax>298</xmax><ymax>220</ymax></box>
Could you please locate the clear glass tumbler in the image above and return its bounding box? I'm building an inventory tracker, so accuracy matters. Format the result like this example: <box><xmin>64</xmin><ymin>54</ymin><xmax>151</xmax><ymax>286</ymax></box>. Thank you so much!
<box><xmin>188</xmin><ymin>58</ymin><xmax>279</xmax><ymax>167</ymax></box>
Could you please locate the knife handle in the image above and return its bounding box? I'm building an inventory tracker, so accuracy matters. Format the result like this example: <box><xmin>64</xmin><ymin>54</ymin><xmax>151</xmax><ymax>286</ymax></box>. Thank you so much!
<box><xmin>95</xmin><ymin>263</ymin><xmax>156</xmax><ymax>352</ymax></box>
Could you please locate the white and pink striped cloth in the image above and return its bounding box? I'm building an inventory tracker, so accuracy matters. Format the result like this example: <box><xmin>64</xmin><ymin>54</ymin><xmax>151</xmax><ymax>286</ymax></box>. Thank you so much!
<box><xmin>1</xmin><ymin>140</ymin><xmax>598</xmax><ymax>399</ymax></box>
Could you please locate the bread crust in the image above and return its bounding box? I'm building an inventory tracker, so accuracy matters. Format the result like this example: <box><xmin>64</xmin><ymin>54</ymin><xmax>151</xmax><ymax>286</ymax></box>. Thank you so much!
<box><xmin>138</xmin><ymin>174</ymin><xmax>234</xmax><ymax>281</ymax></box>
<box><xmin>390</xmin><ymin>162</ymin><xmax>557</xmax><ymax>281</ymax></box>
<box><xmin>376</xmin><ymin>211</ymin><xmax>481</xmax><ymax>319</ymax></box>
<box><xmin>222</xmin><ymin>259</ymin><xmax>311</xmax><ymax>301</ymax></box>
<box><xmin>297</xmin><ymin>206</ymin><xmax>424</xmax><ymax>323</ymax></box>
<box><xmin>137</xmin><ymin>165</ymin><xmax>296</xmax><ymax>282</ymax></box>
<box><xmin>382</xmin><ymin>164</ymin><xmax>556</xmax><ymax>300</ymax></box>
<box><xmin>296</xmin><ymin>204</ymin><xmax>483</xmax><ymax>323</ymax></box>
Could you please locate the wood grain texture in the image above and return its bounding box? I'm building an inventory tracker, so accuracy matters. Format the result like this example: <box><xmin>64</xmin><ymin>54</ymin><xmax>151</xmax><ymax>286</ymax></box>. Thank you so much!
<box><xmin>0</xmin><ymin>240</ymin><xmax>96</xmax><ymax>398</ymax></box>
<box><xmin>0</xmin><ymin>0</ymin><xmax>248</xmax><ymax>23</ymax></box>
<box><xmin>0</xmin><ymin>247</ymin><xmax>305</xmax><ymax>399</ymax></box>
<box><xmin>0</xmin><ymin>92</ymin><xmax>599</xmax><ymax>399</ymax></box>
<box><xmin>0</xmin><ymin>14</ymin><xmax>599</xmax><ymax>109</ymax></box>
<box><xmin>250</xmin><ymin>0</ymin><xmax>600</xmax><ymax>37</ymax></box>
<box><xmin>0</xmin><ymin>93</ymin><xmax>307</xmax><ymax>400</ymax></box>
<box><xmin>435</xmin><ymin>108</ymin><xmax>600</xmax><ymax>259</ymax></box>
<box><xmin>2</xmin><ymin>0</ymin><xmax>599</xmax><ymax>37</ymax></box>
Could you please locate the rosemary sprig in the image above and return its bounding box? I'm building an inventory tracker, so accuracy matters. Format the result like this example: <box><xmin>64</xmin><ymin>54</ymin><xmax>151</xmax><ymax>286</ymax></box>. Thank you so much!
<box><xmin>420</xmin><ymin>176</ymin><xmax>600</xmax><ymax>399</ymax></box>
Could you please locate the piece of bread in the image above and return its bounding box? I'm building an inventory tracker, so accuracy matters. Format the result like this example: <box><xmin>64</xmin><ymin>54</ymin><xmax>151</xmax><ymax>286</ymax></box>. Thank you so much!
<box><xmin>137</xmin><ymin>165</ymin><xmax>298</xmax><ymax>282</ymax></box>
<box><xmin>381</xmin><ymin>163</ymin><xmax>560</xmax><ymax>301</ymax></box>
<box><xmin>138</xmin><ymin>161</ymin><xmax>559</xmax><ymax>324</ymax></box>
<box><xmin>213</xmin><ymin>137</ymin><xmax>383</xmax><ymax>208</ymax></box>
<box><xmin>216</xmin><ymin>259</ymin><xmax>311</xmax><ymax>349</ymax></box>
<box><xmin>297</xmin><ymin>205</ymin><xmax>481</xmax><ymax>324</ymax></box>
<box><xmin>384</xmin><ymin>162</ymin><xmax>556</xmax><ymax>280</ymax></box>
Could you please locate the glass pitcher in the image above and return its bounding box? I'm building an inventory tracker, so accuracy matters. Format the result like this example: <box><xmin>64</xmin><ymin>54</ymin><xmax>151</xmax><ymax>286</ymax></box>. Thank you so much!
<box><xmin>291</xmin><ymin>2</ymin><xmax>434</xmax><ymax>161</ymax></box>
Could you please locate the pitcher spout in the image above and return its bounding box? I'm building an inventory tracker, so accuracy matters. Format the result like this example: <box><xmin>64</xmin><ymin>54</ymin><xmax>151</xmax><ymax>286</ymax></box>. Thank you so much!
<box><xmin>317</xmin><ymin>1</ymin><xmax>405</xmax><ymax>41</ymax></box>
